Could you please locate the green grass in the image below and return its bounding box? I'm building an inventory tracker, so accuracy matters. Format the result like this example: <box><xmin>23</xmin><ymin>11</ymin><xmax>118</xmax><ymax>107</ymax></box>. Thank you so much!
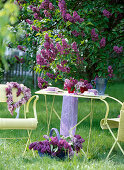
<box><xmin>0</xmin><ymin>81</ymin><xmax>124</xmax><ymax>170</ymax></box>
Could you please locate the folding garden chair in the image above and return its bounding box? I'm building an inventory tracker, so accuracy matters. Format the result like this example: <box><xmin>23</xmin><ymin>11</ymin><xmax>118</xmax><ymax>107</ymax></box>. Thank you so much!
<box><xmin>0</xmin><ymin>84</ymin><xmax>39</xmax><ymax>156</ymax></box>
<box><xmin>100</xmin><ymin>100</ymin><xmax>124</xmax><ymax>159</ymax></box>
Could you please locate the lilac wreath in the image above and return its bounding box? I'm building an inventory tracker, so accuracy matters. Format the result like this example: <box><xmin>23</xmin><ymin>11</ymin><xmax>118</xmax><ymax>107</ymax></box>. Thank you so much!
<box><xmin>6</xmin><ymin>82</ymin><xmax>31</xmax><ymax>116</ymax></box>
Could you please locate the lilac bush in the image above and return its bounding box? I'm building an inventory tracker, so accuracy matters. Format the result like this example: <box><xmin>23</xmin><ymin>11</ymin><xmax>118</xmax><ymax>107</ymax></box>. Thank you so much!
<box><xmin>8</xmin><ymin>0</ymin><xmax>124</xmax><ymax>86</ymax></box>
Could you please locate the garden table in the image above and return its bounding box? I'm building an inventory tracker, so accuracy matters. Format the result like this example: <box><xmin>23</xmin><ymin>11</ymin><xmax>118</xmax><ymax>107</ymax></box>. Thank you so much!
<box><xmin>35</xmin><ymin>89</ymin><xmax>120</xmax><ymax>157</ymax></box>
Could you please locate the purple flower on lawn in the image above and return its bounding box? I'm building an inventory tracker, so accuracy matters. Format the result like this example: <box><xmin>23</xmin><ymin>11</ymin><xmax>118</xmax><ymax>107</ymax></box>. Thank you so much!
<box><xmin>103</xmin><ymin>9</ymin><xmax>112</xmax><ymax>18</ymax></box>
<box><xmin>100</xmin><ymin>37</ymin><xmax>106</xmax><ymax>48</ymax></box>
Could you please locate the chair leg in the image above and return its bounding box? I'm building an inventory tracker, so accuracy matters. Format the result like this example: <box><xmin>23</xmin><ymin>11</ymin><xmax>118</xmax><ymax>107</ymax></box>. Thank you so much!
<box><xmin>106</xmin><ymin>140</ymin><xmax>117</xmax><ymax>159</ymax></box>
<box><xmin>116</xmin><ymin>141</ymin><xmax>124</xmax><ymax>155</ymax></box>
<box><xmin>106</xmin><ymin>124</ymin><xmax>124</xmax><ymax>158</ymax></box>
<box><xmin>23</xmin><ymin>130</ymin><xmax>32</xmax><ymax>156</ymax></box>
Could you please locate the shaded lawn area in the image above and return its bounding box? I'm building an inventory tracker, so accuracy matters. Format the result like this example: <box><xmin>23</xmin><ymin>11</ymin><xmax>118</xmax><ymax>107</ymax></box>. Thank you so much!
<box><xmin>0</xmin><ymin>81</ymin><xmax>124</xmax><ymax>169</ymax></box>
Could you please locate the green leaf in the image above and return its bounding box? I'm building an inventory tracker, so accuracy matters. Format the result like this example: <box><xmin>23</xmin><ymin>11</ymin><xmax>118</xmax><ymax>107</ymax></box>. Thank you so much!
<box><xmin>86</xmin><ymin>22</ymin><xmax>94</xmax><ymax>26</ymax></box>
<box><xmin>66</xmin><ymin>21</ymin><xmax>72</xmax><ymax>27</ymax></box>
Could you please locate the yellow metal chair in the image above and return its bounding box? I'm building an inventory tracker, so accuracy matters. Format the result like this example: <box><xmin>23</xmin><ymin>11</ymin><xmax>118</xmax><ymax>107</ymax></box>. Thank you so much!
<box><xmin>0</xmin><ymin>84</ymin><xmax>39</xmax><ymax>156</ymax></box>
<box><xmin>100</xmin><ymin>100</ymin><xmax>124</xmax><ymax>159</ymax></box>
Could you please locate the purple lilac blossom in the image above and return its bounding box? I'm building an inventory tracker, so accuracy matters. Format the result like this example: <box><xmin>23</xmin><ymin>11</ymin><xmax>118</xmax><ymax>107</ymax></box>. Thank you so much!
<box><xmin>37</xmin><ymin>77</ymin><xmax>48</xmax><ymax>89</ymax></box>
<box><xmin>32</xmin><ymin>25</ymin><xmax>39</xmax><ymax>32</ymax></box>
<box><xmin>36</xmin><ymin>54</ymin><xmax>47</xmax><ymax>66</ymax></box>
<box><xmin>91</xmin><ymin>28</ymin><xmax>99</xmax><ymax>41</ymax></box>
<box><xmin>44</xmin><ymin>41</ymin><xmax>50</xmax><ymax>49</ymax></box>
<box><xmin>113</xmin><ymin>46</ymin><xmax>123</xmax><ymax>53</ymax></box>
<box><xmin>66</xmin><ymin>13</ymin><xmax>74</xmax><ymax>22</ymax></box>
<box><xmin>40</xmin><ymin>0</ymin><xmax>50</xmax><ymax>10</ymax></box>
<box><xmin>71</xmin><ymin>30</ymin><xmax>80</xmax><ymax>37</ymax></box>
<box><xmin>56</xmin><ymin>43</ymin><xmax>62</xmax><ymax>52</ymax></box>
<box><xmin>46</xmin><ymin>72</ymin><xmax>54</xmax><ymax>79</ymax></box>
<box><xmin>103</xmin><ymin>9</ymin><xmax>112</xmax><ymax>18</ymax></box>
<box><xmin>108</xmin><ymin>65</ymin><xmax>113</xmax><ymax>78</ymax></box>
<box><xmin>44</xmin><ymin>10</ymin><xmax>52</xmax><ymax>19</ymax></box>
<box><xmin>26</xmin><ymin>19</ymin><xmax>33</xmax><ymax>25</ymax></box>
<box><xmin>100</xmin><ymin>37</ymin><xmax>106</xmax><ymax>48</ymax></box>
<box><xmin>72</xmin><ymin>42</ymin><xmax>78</xmax><ymax>52</ymax></box>
<box><xmin>49</xmin><ymin>3</ymin><xmax>54</xmax><ymax>10</ymax></box>
<box><xmin>73</xmin><ymin>11</ymin><xmax>84</xmax><ymax>23</ymax></box>
<box><xmin>62</xmin><ymin>39</ymin><xmax>69</xmax><ymax>49</ymax></box>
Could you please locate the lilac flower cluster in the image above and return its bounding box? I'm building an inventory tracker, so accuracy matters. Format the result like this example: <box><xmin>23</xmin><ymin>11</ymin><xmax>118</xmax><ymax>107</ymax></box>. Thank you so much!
<box><xmin>72</xmin><ymin>135</ymin><xmax>85</xmax><ymax>153</ymax></box>
<box><xmin>32</xmin><ymin>25</ymin><xmax>39</xmax><ymax>32</ymax></box>
<box><xmin>29</xmin><ymin>134</ymin><xmax>85</xmax><ymax>158</ymax></box>
<box><xmin>46</xmin><ymin>72</ymin><xmax>55</xmax><ymax>79</ymax></box>
<box><xmin>30</xmin><ymin>5</ymin><xmax>42</xmax><ymax>21</ymax></box>
<box><xmin>64</xmin><ymin>78</ymin><xmax>78</xmax><ymax>89</ymax></box>
<box><xmin>29</xmin><ymin>136</ymin><xmax>72</xmax><ymax>158</ymax></box>
<box><xmin>71</xmin><ymin>30</ymin><xmax>80</xmax><ymax>37</ymax></box>
<box><xmin>113</xmin><ymin>46</ymin><xmax>123</xmax><ymax>53</ymax></box>
<box><xmin>72</xmin><ymin>42</ymin><xmax>79</xmax><ymax>55</ymax></box>
<box><xmin>58</xmin><ymin>0</ymin><xmax>84</xmax><ymax>23</ymax></box>
<box><xmin>26</xmin><ymin>19</ymin><xmax>33</xmax><ymax>25</ymax></box>
<box><xmin>40</xmin><ymin>0</ymin><xmax>54</xmax><ymax>11</ymax></box>
<box><xmin>76</xmin><ymin>79</ymin><xmax>93</xmax><ymax>91</ymax></box>
<box><xmin>108</xmin><ymin>65</ymin><xmax>113</xmax><ymax>78</ymax></box>
<box><xmin>71</xmin><ymin>30</ymin><xmax>85</xmax><ymax>38</ymax></box>
<box><xmin>100</xmin><ymin>37</ymin><xmax>106</xmax><ymax>48</ymax></box>
<box><xmin>40</xmin><ymin>0</ymin><xmax>55</xmax><ymax>19</ymax></box>
<box><xmin>37</xmin><ymin>33</ymin><xmax>80</xmax><ymax>77</ymax></box>
<box><xmin>6</xmin><ymin>82</ymin><xmax>31</xmax><ymax>116</ymax></box>
<box><xmin>37</xmin><ymin>77</ymin><xmax>48</xmax><ymax>89</ymax></box>
<box><xmin>103</xmin><ymin>9</ymin><xmax>112</xmax><ymax>18</ymax></box>
<box><xmin>36</xmin><ymin>54</ymin><xmax>48</xmax><ymax>66</ymax></box>
<box><xmin>57</xmin><ymin>65</ymin><xmax>70</xmax><ymax>73</ymax></box>
<box><xmin>91</xmin><ymin>29</ymin><xmax>99</xmax><ymax>41</ymax></box>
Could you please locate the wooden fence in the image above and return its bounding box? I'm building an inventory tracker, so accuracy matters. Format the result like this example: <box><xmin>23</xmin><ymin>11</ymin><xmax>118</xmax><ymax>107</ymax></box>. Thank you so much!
<box><xmin>1</xmin><ymin>63</ymin><xmax>39</xmax><ymax>88</ymax></box>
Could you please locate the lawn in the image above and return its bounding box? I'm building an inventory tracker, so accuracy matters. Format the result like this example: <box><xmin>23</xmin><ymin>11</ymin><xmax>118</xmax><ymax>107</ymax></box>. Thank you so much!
<box><xmin>0</xmin><ymin>80</ymin><xmax>124</xmax><ymax>170</ymax></box>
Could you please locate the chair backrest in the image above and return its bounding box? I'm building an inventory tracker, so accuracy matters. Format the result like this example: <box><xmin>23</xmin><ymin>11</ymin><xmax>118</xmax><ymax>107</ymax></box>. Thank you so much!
<box><xmin>117</xmin><ymin>103</ymin><xmax>124</xmax><ymax>142</ymax></box>
<box><xmin>0</xmin><ymin>84</ymin><xmax>38</xmax><ymax>130</ymax></box>
<box><xmin>0</xmin><ymin>84</ymin><xmax>24</xmax><ymax>102</ymax></box>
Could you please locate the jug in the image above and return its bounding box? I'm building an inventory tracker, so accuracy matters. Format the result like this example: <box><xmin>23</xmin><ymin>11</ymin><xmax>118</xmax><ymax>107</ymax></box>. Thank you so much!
<box><xmin>92</xmin><ymin>78</ymin><xmax>107</xmax><ymax>95</ymax></box>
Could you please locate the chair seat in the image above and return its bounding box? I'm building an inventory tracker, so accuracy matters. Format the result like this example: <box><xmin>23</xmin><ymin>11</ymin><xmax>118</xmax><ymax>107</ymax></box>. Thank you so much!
<box><xmin>0</xmin><ymin>118</ymin><xmax>38</xmax><ymax>129</ymax></box>
<box><xmin>100</xmin><ymin>118</ymin><xmax>119</xmax><ymax>129</ymax></box>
